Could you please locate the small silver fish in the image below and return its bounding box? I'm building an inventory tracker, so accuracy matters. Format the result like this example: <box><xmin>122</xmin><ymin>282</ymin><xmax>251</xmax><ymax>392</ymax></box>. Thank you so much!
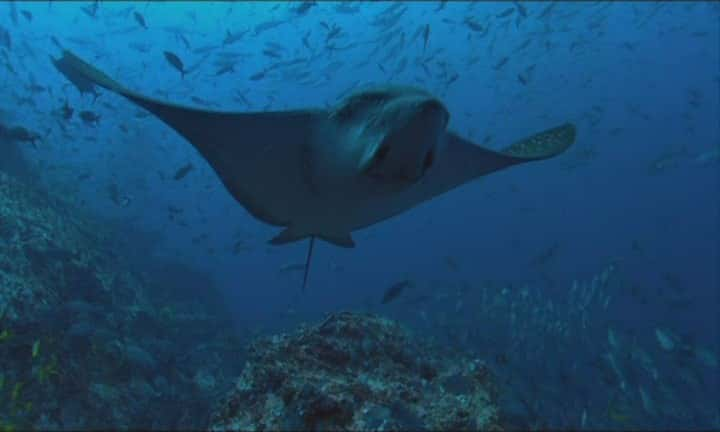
<box><xmin>133</xmin><ymin>11</ymin><xmax>147</xmax><ymax>29</ymax></box>
<box><xmin>381</xmin><ymin>280</ymin><xmax>412</xmax><ymax>304</ymax></box>
<box><xmin>163</xmin><ymin>51</ymin><xmax>185</xmax><ymax>78</ymax></box>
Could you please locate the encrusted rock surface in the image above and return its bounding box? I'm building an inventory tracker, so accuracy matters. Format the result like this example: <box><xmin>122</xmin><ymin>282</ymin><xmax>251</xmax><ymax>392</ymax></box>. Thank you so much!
<box><xmin>210</xmin><ymin>311</ymin><xmax>502</xmax><ymax>431</ymax></box>
<box><xmin>0</xmin><ymin>170</ymin><xmax>132</xmax><ymax>321</ymax></box>
<box><xmin>0</xmin><ymin>171</ymin><xmax>244</xmax><ymax>430</ymax></box>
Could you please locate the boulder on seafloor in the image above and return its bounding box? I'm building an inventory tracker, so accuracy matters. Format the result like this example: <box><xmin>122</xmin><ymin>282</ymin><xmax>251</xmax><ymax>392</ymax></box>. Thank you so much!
<box><xmin>209</xmin><ymin>311</ymin><xmax>502</xmax><ymax>431</ymax></box>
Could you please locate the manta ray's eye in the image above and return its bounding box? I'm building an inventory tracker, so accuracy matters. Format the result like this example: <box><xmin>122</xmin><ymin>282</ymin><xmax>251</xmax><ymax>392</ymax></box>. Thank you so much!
<box><xmin>423</xmin><ymin>150</ymin><xmax>435</xmax><ymax>172</ymax></box>
<box><xmin>335</xmin><ymin>104</ymin><xmax>357</xmax><ymax>122</ymax></box>
<box><xmin>374</xmin><ymin>144</ymin><xmax>390</xmax><ymax>163</ymax></box>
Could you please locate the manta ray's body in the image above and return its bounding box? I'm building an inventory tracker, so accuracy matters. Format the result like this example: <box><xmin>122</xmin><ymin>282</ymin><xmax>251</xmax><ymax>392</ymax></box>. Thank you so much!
<box><xmin>57</xmin><ymin>51</ymin><xmax>576</xmax><ymax>288</ymax></box>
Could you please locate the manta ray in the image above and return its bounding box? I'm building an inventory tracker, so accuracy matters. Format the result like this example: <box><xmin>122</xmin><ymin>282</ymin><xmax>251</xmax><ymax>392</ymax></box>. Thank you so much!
<box><xmin>57</xmin><ymin>50</ymin><xmax>576</xmax><ymax>291</ymax></box>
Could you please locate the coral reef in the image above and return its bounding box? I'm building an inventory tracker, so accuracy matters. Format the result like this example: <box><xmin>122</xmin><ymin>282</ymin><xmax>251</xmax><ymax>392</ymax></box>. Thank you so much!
<box><xmin>209</xmin><ymin>311</ymin><xmax>502</xmax><ymax>431</ymax></box>
<box><xmin>0</xmin><ymin>171</ymin><xmax>244</xmax><ymax>429</ymax></box>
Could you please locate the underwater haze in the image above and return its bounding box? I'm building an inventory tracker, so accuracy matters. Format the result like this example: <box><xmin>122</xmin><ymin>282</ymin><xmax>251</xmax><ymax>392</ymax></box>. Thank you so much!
<box><xmin>0</xmin><ymin>1</ymin><xmax>718</xmax><ymax>430</ymax></box>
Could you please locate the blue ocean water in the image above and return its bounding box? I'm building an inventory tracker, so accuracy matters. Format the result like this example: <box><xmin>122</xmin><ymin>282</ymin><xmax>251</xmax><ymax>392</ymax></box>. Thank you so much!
<box><xmin>0</xmin><ymin>1</ymin><xmax>718</xmax><ymax>429</ymax></box>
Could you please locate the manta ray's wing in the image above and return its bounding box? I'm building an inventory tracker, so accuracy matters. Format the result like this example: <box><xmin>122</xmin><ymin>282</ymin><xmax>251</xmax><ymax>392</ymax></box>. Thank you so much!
<box><xmin>58</xmin><ymin>50</ymin><xmax>325</xmax><ymax>227</ymax></box>
<box><xmin>404</xmin><ymin>123</ymin><xmax>576</xmax><ymax>208</ymax></box>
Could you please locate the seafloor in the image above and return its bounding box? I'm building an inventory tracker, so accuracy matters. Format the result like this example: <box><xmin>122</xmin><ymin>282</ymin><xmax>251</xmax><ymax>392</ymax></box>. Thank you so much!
<box><xmin>0</xmin><ymin>155</ymin><xmax>501</xmax><ymax>430</ymax></box>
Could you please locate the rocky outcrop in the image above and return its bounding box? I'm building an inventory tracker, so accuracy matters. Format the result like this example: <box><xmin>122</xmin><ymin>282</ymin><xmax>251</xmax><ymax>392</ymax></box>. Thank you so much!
<box><xmin>210</xmin><ymin>311</ymin><xmax>502</xmax><ymax>431</ymax></box>
<box><xmin>0</xmin><ymin>171</ymin><xmax>244</xmax><ymax>430</ymax></box>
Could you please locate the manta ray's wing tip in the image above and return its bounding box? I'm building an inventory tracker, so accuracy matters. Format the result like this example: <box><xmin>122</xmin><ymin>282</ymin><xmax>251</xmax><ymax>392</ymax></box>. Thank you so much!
<box><xmin>502</xmin><ymin>122</ymin><xmax>577</xmax><ymax>160</ymax></box>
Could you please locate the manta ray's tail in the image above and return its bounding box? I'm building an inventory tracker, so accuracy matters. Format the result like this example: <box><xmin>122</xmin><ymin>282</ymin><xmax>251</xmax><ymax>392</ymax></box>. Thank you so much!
<box><xmin>301</xmin><ymin>237</ymin><xmax>315</xmax><ymax>293</ymax></box>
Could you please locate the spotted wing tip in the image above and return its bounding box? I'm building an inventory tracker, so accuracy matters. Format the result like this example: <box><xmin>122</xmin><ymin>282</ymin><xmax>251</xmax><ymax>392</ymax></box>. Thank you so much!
<box><xmin>503</xmin><ymin>122</ymin><xmax>577</xmax><ymax>160</ymax></box>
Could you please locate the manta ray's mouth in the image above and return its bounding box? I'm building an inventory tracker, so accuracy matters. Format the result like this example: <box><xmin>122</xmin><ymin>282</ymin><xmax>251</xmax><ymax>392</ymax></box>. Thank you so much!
<box><xmin>361</xmin><ymin>99</ymin><xmax>447</xmax><ymax>186</ymax></box>
<box><xmin>363</xmin><ymin>134</ymin><xmax>421</xmax><ymax>184</ymax></box>
<box><xmin>368</xmin><ymin>171</ymin><xmax>420</xmax><ymax>184</ymax></box>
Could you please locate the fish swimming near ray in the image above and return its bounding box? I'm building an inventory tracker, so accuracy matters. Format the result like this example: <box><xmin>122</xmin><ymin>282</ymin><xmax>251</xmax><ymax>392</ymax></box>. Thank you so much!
<box><xmin>381</xmin><ymin>279</ymin><xmax>412</xmax><ymax>304</ymax></box>
<box><xmin>163</xmin><ymin>51</ymin><xmax>185</xmax><ymax>78</ymax></box>
<box><xmin>55</xmin><ymin>50</ymin><xmax>577</xmax><ymax>291</ymax></box>
<box><xmin>51</xmin><ymin>52</ymin><xmax>100</xmax><ymax>99</ymax></box>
